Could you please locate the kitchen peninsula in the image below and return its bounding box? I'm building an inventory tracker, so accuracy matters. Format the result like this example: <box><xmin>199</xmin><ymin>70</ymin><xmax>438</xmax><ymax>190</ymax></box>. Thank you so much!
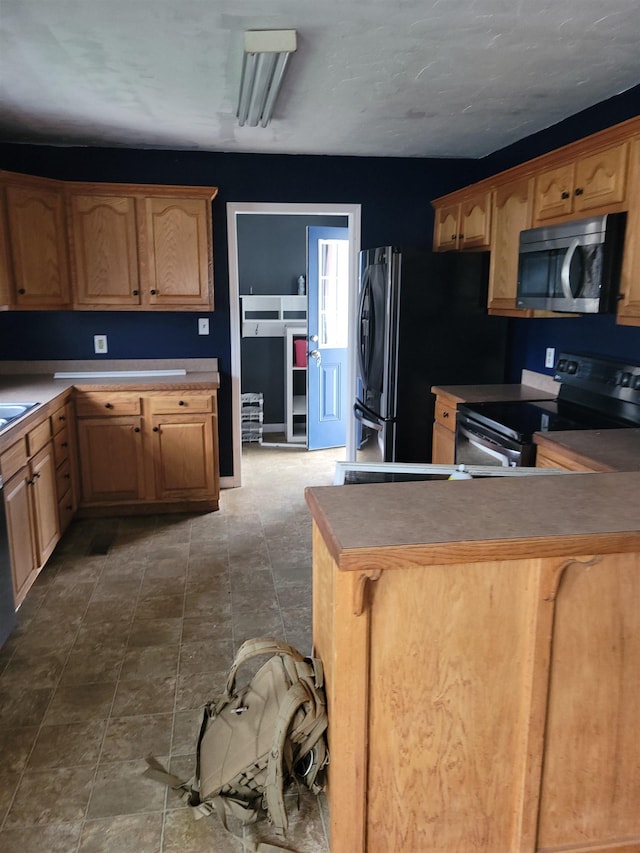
<box><xmin>307</xmin><ymin>472</ymin><xmax>640</xmax><ymax>853</ymax></box>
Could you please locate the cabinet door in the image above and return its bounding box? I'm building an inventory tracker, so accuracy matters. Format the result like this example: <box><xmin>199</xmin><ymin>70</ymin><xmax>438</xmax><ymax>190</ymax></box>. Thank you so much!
<box><xmin>142</xmin><ymin>197</ymin><xmax>212</xmax><ymax>307</ymax></box>
<box><xmin>433</xmin><ymin>204</ymin><xmax>460</xmax><ymax>251</ymax></box>
<box><xmin>0</xmin><ymin>192</ymin><xmax>12</xmax><ymax>308</ymax></box>
<box><xmin>149</xmin><ymin>415</ymin><xmax>218</xmax><ymax>500</ymax></box>
<box><xmin>69</xmin><ymin>194</ymin><xmax>141</xmax><ymax>306</ymax></box>
<box><xmin>29</xmin><ymin>443</ymin><xmax>60</xmax><ymax>566</ymax></box>
<box><xmin>533</xmin><ymin>163</ymin><xmax>575</xmax><ymax>222</ymax></box>
<box><xmin>488</xmin><ymin>177</ymin><xmax>535</xmax><ymax>316</ymax></box>
<box><xmin>4</xmin><ymin>469</ymin><xmax>37</xmax><ymax>607</ymax></box>
<box><xmin>77</xmin><ymin>416</ymin><xmax>145</xmax><ymax>503</ymax></box>
<box><xmin>5</xmin><ymin>183</ymin><xmax>71</xmax><ymax>306</ymax></box>
<box><xmin>574</xmin><ymin>142</ymin><xmax>629</xmax><ymax>213</ymax></box>
<box><xmin>431</xmin><ymin>422</ymin><xmax>456</xmax><ymax>465</ymax></box>
<box><xmin>617</xmin><ymin>137</ymin><xmax>640</xmax><ymax>327</ymax></box>
<box><xmin>459</xmin><ymin>191</ymin><xmax>492</xmax><ymax>249</ymax></box>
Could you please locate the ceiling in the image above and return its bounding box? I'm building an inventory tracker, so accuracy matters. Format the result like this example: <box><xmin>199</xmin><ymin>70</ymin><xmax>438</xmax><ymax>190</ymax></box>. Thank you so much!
<box><xmin>1</xmin><ymin>0</ymin><xmax>639</xmax><ymax>159</ymax></box>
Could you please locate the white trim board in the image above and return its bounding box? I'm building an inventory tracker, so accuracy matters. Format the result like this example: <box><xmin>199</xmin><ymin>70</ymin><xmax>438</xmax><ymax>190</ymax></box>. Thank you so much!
<box><xmin>226</xmin><ymin>202</ymin><xmax>362</xmax><ymax>488</ymax></box>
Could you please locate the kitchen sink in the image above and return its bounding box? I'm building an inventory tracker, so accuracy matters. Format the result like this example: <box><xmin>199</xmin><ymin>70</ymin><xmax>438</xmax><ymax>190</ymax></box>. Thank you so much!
<box><xmin>0</xmin><ymin>403</ymin><xmax>39</xmax><ymax>429</ymax></box>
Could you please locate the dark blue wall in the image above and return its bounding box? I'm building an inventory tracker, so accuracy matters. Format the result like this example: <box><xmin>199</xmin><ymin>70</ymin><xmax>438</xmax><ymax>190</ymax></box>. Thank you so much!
<box><xmin>0</xmin><ymin>146</ymin><xmax>478</xmax><ymax>476</ymax></box>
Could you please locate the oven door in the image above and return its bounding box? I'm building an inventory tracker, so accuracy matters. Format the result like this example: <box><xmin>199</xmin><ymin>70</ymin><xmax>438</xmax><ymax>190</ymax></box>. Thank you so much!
<box><xmin>455</xmin><ymin>411</ymin><xmax>532</xmax><ymax>468</ymax></box>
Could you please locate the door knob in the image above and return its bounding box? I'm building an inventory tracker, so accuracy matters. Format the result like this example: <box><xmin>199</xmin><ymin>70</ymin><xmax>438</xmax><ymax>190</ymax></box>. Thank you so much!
<box><xmin>310</xmin><ymin>349</ymin><xmax>321</xmax><ymax>364</ymax></box>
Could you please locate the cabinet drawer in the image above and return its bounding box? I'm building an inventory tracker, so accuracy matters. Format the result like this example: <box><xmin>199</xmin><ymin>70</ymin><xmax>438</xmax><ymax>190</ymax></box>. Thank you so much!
<box><xmin>148</xmin><ymin>394</ymin><xmax>213</xmax><ymax>415</ymax></box>
<box><xmin>0</xmin><ymin>438</ymin><xmax>28</xmax><ymax>481</ymax></box>
<box><xmin>434</xmin><ymin>399</ymin><xmax>457</xmax><ymax>430</ymax></box>
<box><xmin>75</xmin><ymin>393</ymin><xmax>142</xmax><ymax>417</ymax></box>
<box><xmin>58</xmin><ymin>492</ymin><xmax>75</xmax><ymax>533</ymax></box>
<box><xmin>51</xmin><ymin>405</ymin><xmax>69</xmax><ymax>435</ymax></box>
<box><xmin>56</xmin><ymin>457</ymin><xmax>73</xmax><ymax>496</ymax></box>
<box><xmin>54</xmin><ymin>426</ymin><xmax>70</xmax><ymax>468</ymax></box>
<box><xmin>27</xmin><ymin>419</ymin><xmax>52</xmax><ymax>456</ymax></box>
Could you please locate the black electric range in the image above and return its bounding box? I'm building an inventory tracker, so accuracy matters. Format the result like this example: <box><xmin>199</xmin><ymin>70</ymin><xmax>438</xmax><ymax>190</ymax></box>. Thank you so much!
<box><xmin>455</xmin><ymin>352</ymin><xmax>640</xmax><ymax>467</ymax></box>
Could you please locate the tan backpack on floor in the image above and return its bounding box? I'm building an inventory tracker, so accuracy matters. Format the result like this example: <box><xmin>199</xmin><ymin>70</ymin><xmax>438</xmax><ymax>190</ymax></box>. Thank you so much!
<box><xmin>145</xmin><ymin>637</ymin><xmax>329</xmax><ymax>852</ymax></box>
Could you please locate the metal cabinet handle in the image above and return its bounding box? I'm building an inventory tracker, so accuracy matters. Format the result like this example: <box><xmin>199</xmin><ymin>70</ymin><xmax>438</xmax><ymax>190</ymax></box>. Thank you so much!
<box><xmin>134</xmin><ymin>427</ymin><xmax>141</xmax><ymax>433</ymax></box>
<box><xmin>178</xmin><ymin>400</ymin><xmax>186</xmax><ymax>406</ymax></box>
<box><xmin>309</xmin><ymin>349</ymin><xmax>321</xmax><ymax>365</ymax></box>
<box><xmin>153</xmin><ymin>426</ymin><xmax>159</xmax><ymax>432</ymax></box>
<box><xmin>105</xmin><ymin>402</ymin><xmax>113</xmax><ymax>409</ymax></box>
<box><xmin>310</xmin><ymin>334</ymin><xmax>319</xmax><ymax>343</ymax></box>
<box><xmin>442</xmin><ymin>411</ymin><xmax>449</xmax><ymax>418</ymax></box>
<box><xmin>61</xmin><ymin>441</ymin><xmax>68</xmax><ymax>447</ymax></box>
<box><xmin>150</xmin><ymin>289</ymin><xmax>158</xmax><ymax>295</ymax></box>
<box><xmin>132</xmin><ymin>289</ymin><xmax>139</xmax><ymax>295</ymax></box>
<box><xmin>574</xmin><ymin>187</ymin><xmax>584</xmax><ymax>196</ymax></box>
<box><xmin>18</xmin><ymin>288</ymin><xmax>26</xmax><ymax>295</ymax></box>
<box><xmin>561</xmin><ymin>191</ymin><xmax>570</xmax><ymax>199</ymax></box>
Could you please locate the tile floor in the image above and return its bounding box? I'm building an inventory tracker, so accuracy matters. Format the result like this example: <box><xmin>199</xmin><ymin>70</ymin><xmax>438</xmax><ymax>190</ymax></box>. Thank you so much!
<box><xmin>0</xmin><ymin>443</ymin><xmax>343</xmax><ymax>853</ymax></box>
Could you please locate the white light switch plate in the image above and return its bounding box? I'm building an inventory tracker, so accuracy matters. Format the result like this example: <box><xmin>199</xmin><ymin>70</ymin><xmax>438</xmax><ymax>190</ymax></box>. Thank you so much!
<box><xmin>198</xmin><ymin>318</ymin><xmax>209</xmax><ymax>335</ymax></box>
<box><xmin>545</xmin><ymin>347</ymin><xmax>555</xmax><ymax>368</ymax></box>
<box><xmin>94</xmin><ymin>334</ymin><xmax>108</xmax><ymax>354</ymax></box>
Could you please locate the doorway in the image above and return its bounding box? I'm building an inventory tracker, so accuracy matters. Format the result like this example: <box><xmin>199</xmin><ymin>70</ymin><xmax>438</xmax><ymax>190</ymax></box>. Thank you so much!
<box><xmin>227</xmin><ymin>202</ymin><xmax>362</xmax><ymax>488</ymax></box>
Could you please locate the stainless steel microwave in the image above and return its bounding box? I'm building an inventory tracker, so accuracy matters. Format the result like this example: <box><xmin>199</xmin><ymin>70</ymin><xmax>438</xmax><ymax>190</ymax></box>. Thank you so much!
<box><xmin>516</xmin><ymin>213</ymin><xmax>626</xmax><ymax>313</ymax></box>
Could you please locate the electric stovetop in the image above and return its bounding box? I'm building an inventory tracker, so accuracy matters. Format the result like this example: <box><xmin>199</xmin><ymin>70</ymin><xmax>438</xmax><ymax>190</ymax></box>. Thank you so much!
<box><xmin>460</xmin><ymin>398</ymin><xmax>636</xmax><ymax>443</ymax></box>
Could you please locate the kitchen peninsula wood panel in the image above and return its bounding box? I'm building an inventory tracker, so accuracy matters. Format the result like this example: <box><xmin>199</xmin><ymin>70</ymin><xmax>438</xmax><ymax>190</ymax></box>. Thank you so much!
<box><xmin>307</xmin><ymin>473</ymin><xmax>640</xmax><ymax>853</ymax></box>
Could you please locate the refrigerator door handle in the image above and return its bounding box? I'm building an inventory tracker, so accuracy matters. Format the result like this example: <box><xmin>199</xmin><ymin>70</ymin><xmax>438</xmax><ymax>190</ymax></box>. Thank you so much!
<box><xmin>357</xmin><ymin>270</ymin><xmax>372</xmax><ymax>388</ymax></box>
<box><xmin>354</xmin><ymin>402</ymin><xmax>383</xmax><ymax>432</ymax></box>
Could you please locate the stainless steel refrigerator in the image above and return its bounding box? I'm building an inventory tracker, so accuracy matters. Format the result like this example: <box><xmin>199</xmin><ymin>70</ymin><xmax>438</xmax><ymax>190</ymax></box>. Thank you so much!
<box><xmin>354</xmin><ymin>246</ymin><xmax>509</xmax><ymax>463</ymax></box>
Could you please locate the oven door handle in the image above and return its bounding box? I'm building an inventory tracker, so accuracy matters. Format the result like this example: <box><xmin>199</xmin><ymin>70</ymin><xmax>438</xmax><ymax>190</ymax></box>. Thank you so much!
<box><xmin>457</xmin><ymin>423</ymin><xmax>520</xmax><ymax>466</ymax></box>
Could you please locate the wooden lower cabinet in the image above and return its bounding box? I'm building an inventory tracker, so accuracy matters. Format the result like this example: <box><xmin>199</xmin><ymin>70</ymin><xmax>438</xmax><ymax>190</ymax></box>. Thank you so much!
<box><xmin>75</xmin><ymin>389</ymin><xmax>219</xmax><ymax>513</ymax></box>
<box><xmin>312</xmin><ymin>524</ymin><xmax>640</xmax><ymax>852</ymax></box>
<box><xmin>431</xmin><ymin>393</ymin><xmax>458</xmax><ymax>464</ymax></box>
<box><xmin>77</xmin><ymin>416</ymin><xmax>146</xmax><ymax>503</ymax></box>
<box><xmin>3</xmin><ymin>440</ymin><xmax>60</xmax><ymax>606</ymax></box>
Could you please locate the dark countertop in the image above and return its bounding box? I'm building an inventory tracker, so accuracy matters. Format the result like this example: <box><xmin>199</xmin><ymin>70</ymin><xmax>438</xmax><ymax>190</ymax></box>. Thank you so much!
<box><xmin>534</xmin><ymin>429</ymin><xmax>640</xmax><ymax>472</ymax></box>
<box><xmin>431</xmin><ymin>382</ymin><xmax>557</xmax><ymax>405</ymax></box>
<box><xmin>305</xmin><ymin>471</ymin><xmax>640</xmax><ymax>571</ymax></box>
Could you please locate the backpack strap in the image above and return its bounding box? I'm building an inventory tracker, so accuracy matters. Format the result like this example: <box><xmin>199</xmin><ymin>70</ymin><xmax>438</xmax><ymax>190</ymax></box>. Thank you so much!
<box><xmin>216</xmin><ymin>637</ymin><xmax>304</xmax><ymax>712</ymax></box>
<box><xmin>263</xmin><ymin>680</ymin><xmax>311</xmax><ymax>835</ymax></box>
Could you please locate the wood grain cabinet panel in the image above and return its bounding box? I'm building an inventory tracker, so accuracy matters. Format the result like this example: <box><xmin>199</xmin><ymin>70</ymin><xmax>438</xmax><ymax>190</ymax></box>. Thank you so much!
<box><xmin>74</xmin><ymin>389</ymin><xmax>219</xmax><ymax>513</ymax></box>
<box><xmin>534</xmin><ymin>142</ymin><xmax>629</xmax><ymax>223</ymax></box>
<box><xmin>69</xmin><ymin>193</ymin><xmax>141</xmax><ymax>306</ymax></box>
<box><xmin>312</xmin><ymin>526</ymin><xmax>640</xmax><ymax>852</ymax></box>
<box><xmin>617</xmin><ymin>136</ymin><xmax>640</xmax><ymax>326</ymax></box>
<box><xmin>2</xmin><ymin>436</ymin><xmax>60</xmax><ymax>607</ymax></box>
<box><xmin>142</xmin><ymin>197</ymin><xmax>213</xmax><ymax>308</ymax></box>
<box><xmin>488</xmin><ymin>177</ymin><xmax>535</xmax><ymax>316</ymax></box>
<box><xmin>433</xmin><ymin>192</ymin><xmax>492</xmax><ymax>251</ymax></box>
<box><xmin>4</xmin><ymin>182</ymin><xmax>71</xmax><ymax>307</ymax></box>
<box><xmin>76</xmin><ymin>416</ymin><xmax>146</xmax><ymax>504</ymax></box>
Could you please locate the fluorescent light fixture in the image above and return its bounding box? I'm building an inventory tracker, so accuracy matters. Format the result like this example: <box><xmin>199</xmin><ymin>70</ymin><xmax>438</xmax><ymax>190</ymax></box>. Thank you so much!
<box><xmin>237</xmin><ymin>30</ymin><xmax>297</xmax><ymax>128</ymax></box>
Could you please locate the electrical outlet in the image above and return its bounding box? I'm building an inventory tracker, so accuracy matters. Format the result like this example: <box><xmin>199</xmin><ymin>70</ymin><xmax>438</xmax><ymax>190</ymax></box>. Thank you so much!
<box><xmin>545</xmin><ymin>347</ymin><xmax>555</xmax><ymax>368</ymax></box>
<box><xmin>94</xmin><ymin>334</ymin><xmax>108</xmax><ymax>354</ymax></box>
<box><xmin>198</xmin><ymin>317</ymin><xmax>209</xmax><ymax>335</ymax></box>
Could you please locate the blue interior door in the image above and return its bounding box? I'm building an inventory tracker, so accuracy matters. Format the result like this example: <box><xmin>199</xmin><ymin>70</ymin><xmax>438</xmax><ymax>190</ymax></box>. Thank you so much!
<box><xmin>307</xmin><ymin>226</ymin><xmax>349</xmax><ymax>450</ymax></box>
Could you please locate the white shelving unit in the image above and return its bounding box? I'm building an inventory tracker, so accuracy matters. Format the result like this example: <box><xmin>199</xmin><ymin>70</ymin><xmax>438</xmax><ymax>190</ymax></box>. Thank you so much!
<box><xmin>285</xmin><ymin>326</ymin><xmax>307</xmax><ymax>444</ymax></box>
<box><xmin>241</xmin><ymin>295</ymin><xmax>306</xmax><ymax>337</ymax></box>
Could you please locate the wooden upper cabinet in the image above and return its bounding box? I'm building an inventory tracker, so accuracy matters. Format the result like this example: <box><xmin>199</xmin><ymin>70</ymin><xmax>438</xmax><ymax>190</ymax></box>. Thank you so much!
<box><xmin>533</xmin><ymin>141</ymin><xmax>629</xmax><ymax>223</ymax></box>
<box><xmin>617</xmin><ymin>136</ymin><xmax>640</xmax><ymax>327</ymax></box>
<box><xmin>488</xmin><ymin>177</ymin><xmax>535</xmax><ymax>316</ymax></box>
<box><xmin>141</xmin><ymin>197</ymin><xmax>213</xmax><ymax>308</ymax></box>
<box><xmin>0</xmin><ymin>192</ymin><xmax>11</xmax><ymax>308</ymax></box>
<box><xmin>433</xmin><ymin>191</ymin><xmax>492</xmax><ymax>251</ymax></box>
<box><xmin>69</xmin><ymin>193</ymin><xmax>141</xmax><ymax>306</ymax></box>
<box><xmin>4</xmin><ymin>181</ymin><xmax>71</xmax><ymax>307</ymax></box>
<box><xmin>433</xmin><ymin>203</ymin><xmax>460</xmax><ymax>251</ymax></box>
